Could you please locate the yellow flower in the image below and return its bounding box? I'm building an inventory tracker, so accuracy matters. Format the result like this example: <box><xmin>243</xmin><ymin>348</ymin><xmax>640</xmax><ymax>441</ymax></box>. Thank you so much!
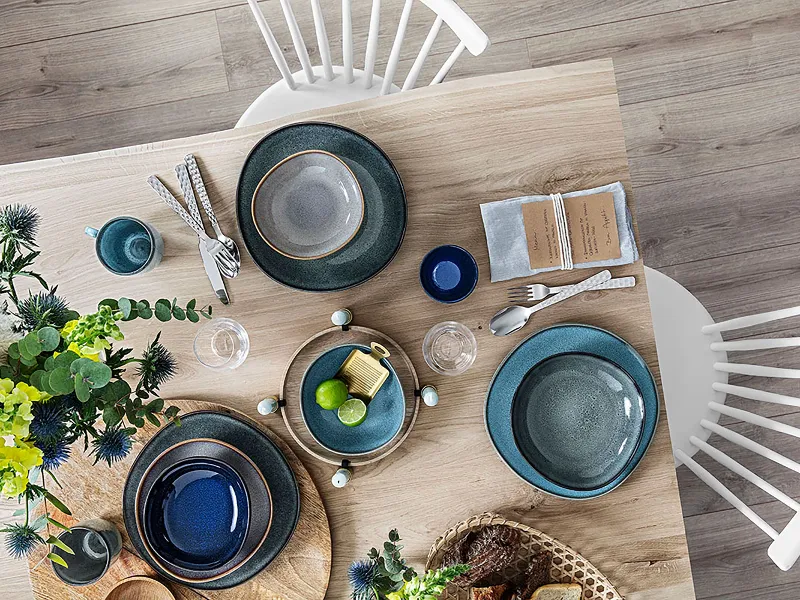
<box><xmin>56</xmin><ymin>342</ymin><xmax>101</xmax><ymax>362</ymax></box>
<box><xmin>60</xmin><ymin>320</ymin><xmax>78</xmax><ymax>339</ymax></box>
<box><xmin>0</xmin><ymin>379</ymin><xmax>49</xmax><ymax>439</ymax></box>
<box><xmin>0</xmin><ymin>439</ymin><xmax>43</xmax><ymax>498</ymax></box>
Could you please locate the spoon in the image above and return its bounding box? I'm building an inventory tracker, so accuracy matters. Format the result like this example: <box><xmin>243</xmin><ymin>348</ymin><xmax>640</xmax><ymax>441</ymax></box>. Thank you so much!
<box><xmin>490</xmin><ymin>270</ymin><xmax>612</xmax><ymax>336</ymax></box>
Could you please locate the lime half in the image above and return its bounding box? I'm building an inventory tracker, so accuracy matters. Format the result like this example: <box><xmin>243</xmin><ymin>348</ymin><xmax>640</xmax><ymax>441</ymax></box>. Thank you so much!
<box><xmin>337</xmin><ymin>398</ymin><xmax>368</xmax><ymax>427</ymax></box>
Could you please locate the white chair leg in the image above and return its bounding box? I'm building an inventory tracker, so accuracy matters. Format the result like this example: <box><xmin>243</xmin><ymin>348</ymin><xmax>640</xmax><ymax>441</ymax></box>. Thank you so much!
<box><xmin>247</xmin><ymin>0</ymin><xmax>297</xmax><ymax>90</ymax></box>
<box><xmin>431</xmin><ymin>40</ymin><xmax>466</xmax><ymax>85</ymax></box>
<box><xmin>714</xmin><ymin>362</ymin><xmax>800</xmax><ymax>378</ymax></box>
<box><xmin>279</xmin><ymin>0</ymin><xmax>315</xmax><ymax>84</ymax></box>
<box><xmin>403</xmin><ymin>15</ymin><xmax>443</xmax><ymax>91</ymax></box>
<box><xmin>381</xmin><ymin>0</ymin><xmax>414</xmax><ymax>95</ymax></box>
<box><xmin>711</xmin><ymin>337</ymin><xmax>800</xmax><ymax>351</ymax></box>
<box><xmin>363</xmin><ymin>0</ymin><xmax>381</xmax><ymax>89</ymax></box>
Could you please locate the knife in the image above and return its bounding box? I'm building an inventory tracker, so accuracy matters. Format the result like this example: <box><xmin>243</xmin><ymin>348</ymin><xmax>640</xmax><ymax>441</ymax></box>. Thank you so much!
<box><xmin>200</xmin><ymin>242</ymin><xmax>230</xmax><ymax>305</ymax></box>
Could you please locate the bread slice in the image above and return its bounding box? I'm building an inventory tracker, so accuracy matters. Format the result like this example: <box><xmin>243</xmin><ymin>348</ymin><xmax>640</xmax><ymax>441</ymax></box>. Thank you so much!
<box><xmin>529</xmin><ymin>583</ymin><xmax>583</xmax><ymax>600</ymax></box>
<box><xmin>471</xmin><ymin>583</ymin><xmax>508</xmax><ymax>600</ymax></box>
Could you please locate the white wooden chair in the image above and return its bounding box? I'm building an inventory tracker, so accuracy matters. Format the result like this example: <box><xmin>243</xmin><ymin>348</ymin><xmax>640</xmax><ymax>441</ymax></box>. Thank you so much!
<box><xmin>236</xmin><ymin>0</ymin><xmax>490</xmax><ymax>127</ymax></box>
<box><xmin>645</xmin><ymin>266</ymin><xmax>800</xmax><ymax>571</ymax></box>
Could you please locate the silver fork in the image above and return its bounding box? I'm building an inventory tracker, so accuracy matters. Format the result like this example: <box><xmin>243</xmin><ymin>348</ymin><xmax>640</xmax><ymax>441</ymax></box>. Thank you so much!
<box><xmin>184</xmin><ymin>154</ymin><xmax>241</xmax><ymax>267</ymax></box>
<box><xmin>147</xmin><ymin>175</ymin><xmax>239</xmax><ymax>278</ymax></box>
<box><xmin>508</xmin><ymin>276</ymin><xmax>636</xmax><ymax>302</ymax></box>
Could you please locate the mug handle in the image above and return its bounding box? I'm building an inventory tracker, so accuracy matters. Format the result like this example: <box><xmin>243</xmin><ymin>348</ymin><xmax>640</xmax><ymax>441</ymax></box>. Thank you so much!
<box><xmin>84</xmin><ymin>226</ymin><xmax>99</xmax><ymax>238</ymax></box>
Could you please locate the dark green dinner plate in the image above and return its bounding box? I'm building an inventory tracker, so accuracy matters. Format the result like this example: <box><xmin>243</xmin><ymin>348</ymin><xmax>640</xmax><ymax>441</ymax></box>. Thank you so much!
<box><xmin>236</xmin><ymin>122</ymin><xmax>407</xmax><ymax>292</ymax></box>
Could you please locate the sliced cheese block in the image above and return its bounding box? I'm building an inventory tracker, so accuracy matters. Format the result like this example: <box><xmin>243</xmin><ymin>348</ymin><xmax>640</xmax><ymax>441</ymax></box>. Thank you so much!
<box><xmin>530</xmin><ymin>583</ymin><xmax>583</xmax><ymax>600</ymax></box>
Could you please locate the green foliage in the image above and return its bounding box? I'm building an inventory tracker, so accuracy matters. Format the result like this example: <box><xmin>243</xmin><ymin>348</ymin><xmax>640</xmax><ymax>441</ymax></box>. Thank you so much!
<box><xmin>362</xmin><ymin>530</ymin><xmax>418</xmax><ymax>596</ymax></box>
<box><xmin>100</xmin><ymin>297</ymin><xmax>211</xmax><ymax>323</ymax></box>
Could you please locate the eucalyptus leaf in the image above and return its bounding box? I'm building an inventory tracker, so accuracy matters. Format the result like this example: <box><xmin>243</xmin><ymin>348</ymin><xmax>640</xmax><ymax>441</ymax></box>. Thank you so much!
<box><xmin>118</xmin><ymin>297</ymin><xmax>132</xmax><ymax>319</ymax></box>
<box><xmin>187</xmin><ymin>299</ymin><xmax>196</xmax><ymax>310</ymax></box>
<box><xmin>171</xmin><ymin>306</ymin><xmax>186</xmax><ymax>321</ymax></box>
<box><xmin>48</xmin><ymin>367</ymin><xmax>74</xmax><ymax>394</ymax></box>
<box><xmin>80</xmin><ymin>361</ymin><xmax>112</xmax><ymax>389</ymax></box>
<box><xmin>7</xmin><ymin>343</ymin><xmax>19</xmax><ymax>360</ymax></box>
<box><xmin>103</xmin><ymin>405</ymin><xmax>122</xmax><ymax>428</ymax></box>
<box><xmin>44</xmin><ymin>355</ymin><xmax>55</xmax><ymax>371</ymax></box>
<box><xmin>70</xmin><ymin>357</ymin><xmax>95</xmax><ymax>375</ymax></box>
<box><xmin>20</xmin><ymin>354</ymin><xmax>38</xmax><ymax>368</ymax></box>
<box><xmin>154</xmin><ymin>300</ymin><xmax>172</xmax><ymax>322</ymax></box>
<box><xmin>0</xmin><ymin>366</ymin><xmax>13</xmax><ymax>379</ymax></box>
<box><xmin>186</xmin><ymin>309</ymin><xmax>199</xmax><ymax>323</ymax></box>
<box><xmin>146</xmin><ymin>397</ymin><xmax>164</xmax><ymax>413</ymax></box>
<box><xmin>98</xmin><ymin>299</ymin><xmax>119</xmax><ymax>311</ymax></box>
<box><xmin>145</xmin><ymin>412</ymin><xmax>160</xmax><ymax>427</ymax></box>
<box><xmin>37</xmin><ymin>327</ymin><xmax>60</xmax><ymax>351</ymax></box>
<box><xmin>29</xmin><ymin>370</ymin><xmax>46</xmax><ymax>390</ymax></box>
<box><xmin>54</xmin><ymin>350</ymin><xmax>79</xmax><ymax>369</ymax></box>
<box><xmin>23</xmin><ymin>332</ymin><xmax>42</xmax><ymax>356</ymax></box>
<box><xmin>137</xmin><ymin>299</ymin><xmax>151</xmax><ymax>310</ymax></box>
<box><xmin>138</xmin><ymin>306</ymin><xmax>153</xmax><ymax>319</ymax></box>
<box><xmin>74</xmin><ymin>377</ymin><xmax>90</xmax><ymax>402</ymax></box>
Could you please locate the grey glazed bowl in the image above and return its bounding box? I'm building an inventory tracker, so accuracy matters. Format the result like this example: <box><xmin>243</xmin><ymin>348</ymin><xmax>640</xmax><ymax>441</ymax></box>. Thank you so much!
<box><xmin>251</xmin><ymin>149</ymin><xmax>364</xmax><ymax>260</ymax></box>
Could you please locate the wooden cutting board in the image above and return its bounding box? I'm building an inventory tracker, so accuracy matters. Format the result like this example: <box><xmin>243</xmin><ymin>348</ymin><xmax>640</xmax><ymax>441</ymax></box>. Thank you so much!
<box><xmin>26</xmin><ymin>400</ymin><xmax>331</xmax><ymax>600</ymax></box>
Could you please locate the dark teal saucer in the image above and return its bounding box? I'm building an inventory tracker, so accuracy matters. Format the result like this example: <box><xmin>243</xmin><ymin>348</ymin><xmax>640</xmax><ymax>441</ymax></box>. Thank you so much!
<box><xmin>300</xmin><ymin>344</ymin><xmax>405</xmax><ymax>455</ymax></box>
<box><xmin>486</xmin><ymin>324</ymin><xmax>659</xmax><ymax>499</ymax></box>
<box><xmin>236</xmin><ymin>122</ymin><xmax>406</xmax><ymax>292</ymax></box>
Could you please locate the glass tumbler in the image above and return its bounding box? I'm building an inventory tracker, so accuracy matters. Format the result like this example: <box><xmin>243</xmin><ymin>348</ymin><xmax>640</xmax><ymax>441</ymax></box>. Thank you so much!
<box><xmin>422</xmin><ymin>321</ymin><xmax>477</xmax><ymax>376</ymax></box>
<box><xmin>193</xmin><ymin>318</ymin><xmax>250</xmax><ymax>370</ymax></box>
<box><xmin>51</xmin><ymin>518</ymin><xmax>123</xmax><ymax>586</ymax></box>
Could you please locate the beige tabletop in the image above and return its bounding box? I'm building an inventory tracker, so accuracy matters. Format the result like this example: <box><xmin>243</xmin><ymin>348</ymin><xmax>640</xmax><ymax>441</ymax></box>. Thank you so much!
<box><xmin>0</xmin><ymin>60</ymin><xmax>694</xmax><ymax>599</ymax></box>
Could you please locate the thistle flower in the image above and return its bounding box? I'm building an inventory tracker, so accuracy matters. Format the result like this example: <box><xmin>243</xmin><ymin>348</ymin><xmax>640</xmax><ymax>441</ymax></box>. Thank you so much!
<box><xmin>0</xmin><ymin>204</ymin><xmax>39</xmax><ymax>250</ymax></box>
<box><xmin>137</xmin><ymin>333</ymin><xmax>177</xmax><ymax>392</ymax></box>
<box><xmin>91</xmin><ymin>426</ymin><xmax>132</xmax><ymax>466</ymax></box>
<box><xmin>16</xmin><ymin>290</ymin><xmax>73</xmax><ymax>331</ymax></box>
<box><xmin>36</xmin><ymin>438</ymin><xmax>71</xmax><ymax>471</ymax></box>
<box><xmin>349</xmin><ymin>560</ymin><xmax>377</xmax><ymax>600</ymax></box>
<box><xmin>1</xmin><ymin>523</ymin><xmax>43</xmax><ymax>558</ymax></box>
<box><xmin>30</xmin><ymin>398</ymin><xmax>70</xmax><ymax>443</ymax></box>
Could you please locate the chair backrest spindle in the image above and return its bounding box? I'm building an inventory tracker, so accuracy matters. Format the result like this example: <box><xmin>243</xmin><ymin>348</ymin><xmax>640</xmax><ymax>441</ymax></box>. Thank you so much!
<box><xmin>431</xmin><ymin>40</ymin><xmax>465</xmax><ymax>85</ymax></box>
<box><xmin>381</xmin><ymin>0</ymin><xmax>414</xmax><ymax>95</ymax></box>
<box><xmin>247</xmin><ymin>0</ymin><xmax>297</xmax><ymax>90</ymax></box>
<box><xmin>342</xmin><ymin>0</ymin><xmax>354</xmax><ymax>83</ymax></box>
<box><xmin>310</xmin><ymin>0</ymin><xmax>334</xmax><ymax>81</ymax></box>
<box><xmin>363</xmin><ymin>0</ymin><xmax>381</xmax><ymax>89</ymax></box>
<box><xmin>402</xmin><ymin>16</ymin><xmax>443</xmax><ymax>91</ymax></box>
<box><xmin>279</xmin><ymin>0</ymin><xmax>315</xmax><ymax>84</ymax></box>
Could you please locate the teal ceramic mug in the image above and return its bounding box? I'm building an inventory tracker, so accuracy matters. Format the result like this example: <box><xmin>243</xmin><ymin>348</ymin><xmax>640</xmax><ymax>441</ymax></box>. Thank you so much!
<box><xmin>85</xmin><ymin>217</ymin><xmax>163</xmax><ymax>276</ymax></box>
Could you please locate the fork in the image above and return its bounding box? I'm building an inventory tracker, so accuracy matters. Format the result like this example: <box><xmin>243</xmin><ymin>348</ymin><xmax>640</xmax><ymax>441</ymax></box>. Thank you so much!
<box><xmin>508</xmin><ymin>276</ymin><xmax>636</xmax><ymax>302</ymax></box>
<box><xmin>184</xmin><ymin>154</ymin><xmax>241</xmax><ymax>267</ymax></box>
<box><xmin>147</xmin><ymin>175</ymin><xmax>239</xmax><ymax>278</ymax></box>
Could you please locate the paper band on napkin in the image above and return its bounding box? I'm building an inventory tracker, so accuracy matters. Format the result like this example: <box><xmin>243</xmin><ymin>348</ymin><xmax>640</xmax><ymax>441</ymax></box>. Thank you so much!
<box><xmin>480</xmin><ymin>182</ymin><xmax>638</xmax><ymax>282</ymax></box>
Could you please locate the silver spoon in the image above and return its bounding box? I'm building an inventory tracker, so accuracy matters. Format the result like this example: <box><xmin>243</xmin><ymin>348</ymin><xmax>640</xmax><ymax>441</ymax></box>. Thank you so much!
<box><xmin>184</xmin><ymin>154</ymin><xmax>241</xmax><ymax>270</ymax></box>
<box><xmin>490</xmin><ymin>270</ymin><xmax>612</xmax><ymax>336</ymax></box>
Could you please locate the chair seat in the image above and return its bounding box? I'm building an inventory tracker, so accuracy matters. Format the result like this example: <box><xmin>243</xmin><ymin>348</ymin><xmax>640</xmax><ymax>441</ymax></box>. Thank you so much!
<box><xmin>644</xmin><ymin>266</ymin><xmax>729</xmax><ymax>466</ymax></box>
<box><xmin>236</xmin><ymin>65</ymin><xmax>402</xmax><ymax>128</ymax></box>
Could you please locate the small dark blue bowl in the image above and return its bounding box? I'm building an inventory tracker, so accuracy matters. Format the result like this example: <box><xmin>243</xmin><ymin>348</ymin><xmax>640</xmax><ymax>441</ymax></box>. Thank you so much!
<box><xmin>144</xmin><ymin>458</ymin><xmax>249</xmax><ymax>571</ymax></box>
<box><xmin>419</xmin><ymin>245</ymin><xmax>479</xmax><ymax>303</ymax></box>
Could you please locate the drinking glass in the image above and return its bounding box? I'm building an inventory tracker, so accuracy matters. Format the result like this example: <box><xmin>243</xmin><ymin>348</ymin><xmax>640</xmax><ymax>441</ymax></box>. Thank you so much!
<box><xmin>50</xmin><ymin>518</ymin><xmax>122</xmax><ymax>586</ymax></box>
<box><xmin>193</xmin><ymin>318</ymin><xmax>250</xmax><ymax>370</ymax></box>
<box><xmin>422</xmin><ymin>321</ymin><xmax>477</xmax><ymax>375</ymax></box>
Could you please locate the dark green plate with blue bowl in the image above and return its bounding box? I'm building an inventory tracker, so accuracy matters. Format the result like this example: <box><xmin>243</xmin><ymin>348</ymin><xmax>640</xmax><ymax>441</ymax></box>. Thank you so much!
<box><xmin>485</xmin><ymin>324</ymin><xmax>659</xmax><ymax>499</ymax></box>
<box><xmin>300</xmin><ymin>344</ymin><xmax>405</xmax><ymax>456</ymax></box>
<box><xmin>123</xmin><ymin>411</ymin><xmax>299</xmax><ymax>589</ymax></box>
<box><xmin>236</xmin><ymin>122</ymin><xmax>407</xmax><ymax>292</ymax></box>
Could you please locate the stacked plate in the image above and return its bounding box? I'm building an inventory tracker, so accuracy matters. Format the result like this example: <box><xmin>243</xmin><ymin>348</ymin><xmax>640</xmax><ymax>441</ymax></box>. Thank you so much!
<box><xmin>485</xmin><ymin>324</ymin><xmax>659</xmax><ymax>499</ymax></box>
<box><xmin>236</xmin><ymin>122</ymin><xmax>407</xmax><ymax>292</ymax></box>
<box><xmin>123</xmin><ymin>412</ymin><xmax>300</xmax><ymax>589</ymax></box>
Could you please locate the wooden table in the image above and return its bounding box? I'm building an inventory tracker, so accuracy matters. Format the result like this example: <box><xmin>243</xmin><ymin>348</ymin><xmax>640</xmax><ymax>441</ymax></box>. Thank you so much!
<box><xmin>0</xmin><ymin>60</ymin><xmax>695</xmax><ymax>599</ymax></box>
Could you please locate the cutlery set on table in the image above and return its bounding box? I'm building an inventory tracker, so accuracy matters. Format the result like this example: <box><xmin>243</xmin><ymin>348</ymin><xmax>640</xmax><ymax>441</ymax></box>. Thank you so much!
<box><xmin>147</xmin><ymin>154</ymin><xmax>240</xmax><ymax>305</ymax></box>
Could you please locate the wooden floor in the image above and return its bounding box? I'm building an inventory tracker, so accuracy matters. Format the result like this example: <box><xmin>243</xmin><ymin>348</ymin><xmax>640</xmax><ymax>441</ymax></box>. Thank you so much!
<box><xmin>1</xmin><ymin>1</ymin><xmax>799</xmax><ymax>598</ymax></box>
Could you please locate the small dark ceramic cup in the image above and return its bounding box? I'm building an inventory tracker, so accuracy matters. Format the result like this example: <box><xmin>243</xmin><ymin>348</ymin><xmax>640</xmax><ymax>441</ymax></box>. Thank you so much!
<box><xmin>419</xmin><ymin>245</ymin><xmax>479</xmax><ymax>303</ymax></box>
<box><xmin>51</xmin><ymin>518</ymin><xmax>123</xmax><ymax>586</ymax></box>
<box><xmin>85</xmin><ymin>216</ymin><xmax>163</xmax><ymax>276</ymax></box>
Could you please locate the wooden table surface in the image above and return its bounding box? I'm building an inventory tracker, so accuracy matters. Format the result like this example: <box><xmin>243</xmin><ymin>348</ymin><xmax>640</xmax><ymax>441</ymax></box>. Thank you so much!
<box><xmin>0</xmin><ymin>60</ymin><xmax>695</xmax><ymax>599</ymax></box>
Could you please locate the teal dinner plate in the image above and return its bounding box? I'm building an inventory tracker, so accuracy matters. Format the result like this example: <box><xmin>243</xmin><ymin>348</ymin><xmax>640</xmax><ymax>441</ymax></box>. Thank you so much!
<box><xmin>236</xmin><ymin>122</ymin><xmax>406</xmax><ymax>292</ymax></box>
<box><xmin>485</xmin><ymin>324</ymin><xmax>659</xmax><ymax>499</ymax></box>
<box><xmin>300</xmin><ymin>344</ymin><xmax>405</xmax><ymax>455</ymax></box>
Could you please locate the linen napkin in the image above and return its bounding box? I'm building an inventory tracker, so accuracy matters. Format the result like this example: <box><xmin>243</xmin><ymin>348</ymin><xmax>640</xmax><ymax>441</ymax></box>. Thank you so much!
<box><xmin>480</xmin><ymin>181</ymin><xmax>638</xmax><ymax>282</ymax></box>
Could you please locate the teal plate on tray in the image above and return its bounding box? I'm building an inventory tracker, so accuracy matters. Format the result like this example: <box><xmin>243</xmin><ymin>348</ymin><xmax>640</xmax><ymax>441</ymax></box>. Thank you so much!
<box><xmin>485</xmin><ymin>324</ymin><xmax>659</xmax><ymax>499</ymax></box>
<box><xmin>236</xmin><ymin>122</ymin><xmax>406</xmax><ymax>292</ymax></box>
<box><xmin>300</xmin><ymin>344</ymin><xmax>405</xmax><ymax>455</ymax></box>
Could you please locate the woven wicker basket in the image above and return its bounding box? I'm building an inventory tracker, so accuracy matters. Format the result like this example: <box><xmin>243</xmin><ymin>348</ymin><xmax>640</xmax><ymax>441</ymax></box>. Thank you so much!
<box><xmin>426</xmin><ymin>513</ymin><xmax>623</xmax><ymax>600</ymax></box>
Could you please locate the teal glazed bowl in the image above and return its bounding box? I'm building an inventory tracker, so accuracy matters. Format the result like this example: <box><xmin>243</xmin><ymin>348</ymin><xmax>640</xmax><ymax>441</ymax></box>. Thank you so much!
<box><xmin>485</xmin><ymin>324</ymin><xmax>659</xmax><ymax>499</ymax></box>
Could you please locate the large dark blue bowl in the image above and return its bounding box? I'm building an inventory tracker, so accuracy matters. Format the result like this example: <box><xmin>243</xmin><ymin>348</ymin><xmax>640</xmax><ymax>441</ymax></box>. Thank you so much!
<box><xmin>485</xmin><ymin>324</ymin><xmax>659</xmax><ymax>499</ymax></box>
<box><xmin>419</xmin><ymin>244</ymin><xmax>479</xmax><ymax>303</ymax></box>
<box><xmin>143</xmin><ymin>458</ymin><xmax>249</xmax><ymax>571</ymax></box>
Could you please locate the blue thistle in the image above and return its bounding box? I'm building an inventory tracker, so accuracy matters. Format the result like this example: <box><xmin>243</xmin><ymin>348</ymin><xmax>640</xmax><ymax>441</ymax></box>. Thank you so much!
<box><xmin>30</xmin><ymin>398</ymin><xmax>70</xmax><ymax>442</ymax></box>
<box><xmin>137</xmin><ymin>333</ymin><xmax>177</xmax><ymax>392</ymax></box>
<box><xmin>91</xmin><ymin>426</ymin><xmax>133</xmax><ymax>466</ymax></box>
<box><xmin>1</xmin><ymin>524</ymin><xmax>44</xmax><ymax>559</ymax></box>
<box><xmin>16</xmin><ymin>289</ymin><xmax>73</xmax><ymax>331</ymax></box>
<box><xmin>0</xmin><ymin>204</ymin><xmax>40</xmax><ymax>250</ymax></box>
<box><xmin>349</xmin><ymin>560</ymin><xmax>377</xmax><ymax>600</ymax></box>
<box><xmin>36</xmin><ymin>438</ymin><xmax>71</xmax><ymax>471</ymax></box>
